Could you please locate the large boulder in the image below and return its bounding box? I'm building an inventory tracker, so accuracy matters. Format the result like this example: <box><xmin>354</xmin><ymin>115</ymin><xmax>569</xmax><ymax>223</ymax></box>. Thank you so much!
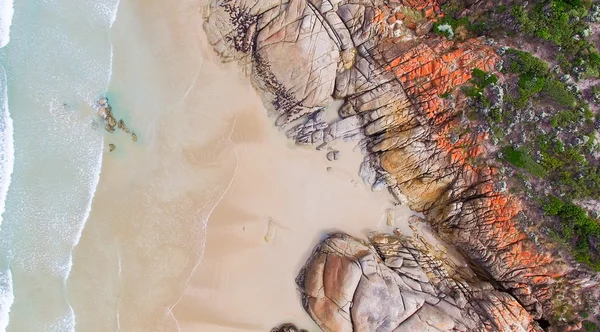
<box><xmin>297</xmin><ymin>233</ymin><xmax>544</xmax><ymax>332</ymax></box>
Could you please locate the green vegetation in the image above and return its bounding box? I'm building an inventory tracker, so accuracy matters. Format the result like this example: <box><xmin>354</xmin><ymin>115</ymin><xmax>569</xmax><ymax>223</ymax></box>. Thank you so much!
<box><xmin>471</xmin><ymin>68</ymin><xmax>498</xmax><ymax>88</ymax></box>
<box><xmin>551</xmin><ymin>110</ymin><xmax>579</xmax><ymax>128</ymax></box>
<box><xmin>542</xmin><ymin>79</ymin><xmax>577</xmax><ymax>107</ymax></box>
<box><xmin>504</xmin><ymin>49</ymin><xmax>577</xmax><ymax>107</ymax></box>
<box><xmin>488</xmin><ymin>50</ymin><xmax>596</xmax><ymax>201</ymax></box>
<box><xmin>438</xmin><ymin>0</ymin><xmax>600</xmax><ymax>271</ymax></box>
<box><xmin>510</xmin><ymin>0</ymin><xmax>600</xmax><ymax>78</ymax></box>
<box><xmin>502</xmin><ymin>146</ymin><xmax>547</xmax><ymax>177</ymax></box>
<box><xmin>463</xmin><ymin>68</ymin><xmax>498</xmax><ymax>102</ymax></box>
<box><xmin>506</xmin><ymin>49</ymin><xmax>549</xmax><ymax>77</ymax></box>
<box><xmin>543</xmin><ymin>197</ymin><xmax>600</xmax><ymax>271</ymax></box>
<box><xmin>584</xmin><ymin>321</ymin><xmax>599</xmax><ymax>332</ymax></box>
<box><xmin>432</xmin><ymin>15</ymin><xmax>487</xmax><ymax>39</ymax></box>
<box><xmin>479</xmin><ymin>49</ymin><xmax>600</xmax><ymax>272</ymax></box>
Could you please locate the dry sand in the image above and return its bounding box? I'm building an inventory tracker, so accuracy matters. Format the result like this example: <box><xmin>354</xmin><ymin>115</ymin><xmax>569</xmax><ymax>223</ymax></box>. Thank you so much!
<box><xmin>171</xmin><ymin>106</ymin><xmax>416</xmax><ymax>332</ymax></box>
<box><xmin>66</xmin><ymin>0</ymin><xmax>417</xmax><ymax>331</ymax></box>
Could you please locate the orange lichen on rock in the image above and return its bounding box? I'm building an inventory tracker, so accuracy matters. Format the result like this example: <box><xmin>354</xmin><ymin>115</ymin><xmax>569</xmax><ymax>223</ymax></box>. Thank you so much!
<box><xmin>399</xmin><ymin>0</ymin><xmax>443</xmax><ymax>18</ymax></box>
<box><xmin>436</xmin><ymin>121</ymin><xmax>488</xmax><ymax>166</ymax></box>
<box><xmin>384</xmin><ymin>38</ymin><xmax>499</xmax><ymax>124</ymax></box>
<box><xmin>375</xmin><ymin>33</ymin><xmax>572</xmax><ymax>318</ymax></box>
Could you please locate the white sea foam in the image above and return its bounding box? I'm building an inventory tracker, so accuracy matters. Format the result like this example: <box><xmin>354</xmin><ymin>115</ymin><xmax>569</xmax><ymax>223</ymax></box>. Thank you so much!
<box><xmin>62</xmin><ymin>0</ymin><xmax>119</xmax><ymax>329</ymax></box>
<box><xmin>0</xmin><ymin>268</ymin><xmax>13</xmax><ymax>331</ymax></box>
<box><xmin>0</xmin><ymin>65</ymin><xmax>14</xmax><ymax>231</ymax></box>
<box><xmin>109</xmin><ymin>0</ymin><xmax>120</xmax><ymax>27</ymax></box>
<box><xmin>0</xmin><ymin>0</ymin><xmax>120</xmax><ymax>329</ymax></box>
<box><xmin>0</xmin><ymin>0</ymin><xmax>13</xmax><ymax>48</ymax></box>
<box><xmin>0</xmin><ymin>64</ymin><xmax>15</xmax><ymax>332</ymax></box>
<box><xmin>63</xmin><ymin>141</ymin><xmax>103</xmax><ymax>332</ymax></box>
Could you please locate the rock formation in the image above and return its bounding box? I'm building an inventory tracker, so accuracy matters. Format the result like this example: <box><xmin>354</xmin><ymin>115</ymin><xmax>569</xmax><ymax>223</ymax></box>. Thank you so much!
<box><xmin>297</xmin><ymin>232</ymin><xmax>544</xmax><ymax>331</ymax></box>
<box><xmin>204</xmin><ymin>0</ymin><xmax>600</xmax><ymax>328</ymax></box>
<box><xmin>94</xmin><ymin>97</ymin><xmax>138</xmax><ymax>142</ymax></box>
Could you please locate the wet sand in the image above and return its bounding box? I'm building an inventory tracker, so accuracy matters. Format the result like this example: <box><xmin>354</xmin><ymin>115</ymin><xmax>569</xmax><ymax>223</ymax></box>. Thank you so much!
<box><xmin>66</xmin><ymin>0</ymin><xmax>417</xmax><ymax>331</ymax></box>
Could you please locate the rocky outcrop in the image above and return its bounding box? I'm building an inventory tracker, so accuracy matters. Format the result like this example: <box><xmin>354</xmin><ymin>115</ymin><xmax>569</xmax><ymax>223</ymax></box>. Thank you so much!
<box><xmin>94</xmin><ymin>97</ymin><xmax>138</xmax><ymax>142</ymax></box>
<box><xmin>297</xmin><ymin>232</ymin><xmax>544</xmax><ymax>331</ymax></box>
<box><xmin>204</xmin><ymin>0</ymin><xmax>600</xmax><ymax>328</ymax></box>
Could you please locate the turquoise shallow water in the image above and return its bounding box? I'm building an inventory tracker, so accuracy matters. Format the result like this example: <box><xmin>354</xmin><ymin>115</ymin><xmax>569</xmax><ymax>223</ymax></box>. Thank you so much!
<box><xmin>0</xmin><ymin>0</ymin><xmax>119</xmax><ymax>330</ymax></box>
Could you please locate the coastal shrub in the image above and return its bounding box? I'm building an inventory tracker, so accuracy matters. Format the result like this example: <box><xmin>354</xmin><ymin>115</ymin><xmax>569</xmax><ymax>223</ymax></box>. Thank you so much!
<box><xmin>583</xmin><ymin>321</ymin><xmax>599</xmax><ymax>332</ymax></box>
<box><xmin>504</xmin><ymin>50</ymin><xmax>559</xmax><ymax>107</ymax></box>
<box><xmin>506</xmin><ymin>50</ymin><xmax>549</xmax><ymax>77</ymax></box>
<box><xmin>502</xmin><ymin>146</ymin><xmax>548</xmax><ymax>177</ymax></box>
<box><xmin>542</xmin><ymin>79</ymin><xmax>577</xmax><ymax>107</ymax></box>
<box><xmin>541</xmin><ymin>154</ymin><xmax>566</xmax><ymax>171</ymax></box>
<box><xmin>517</xmin><ymin>75</ymin><xmax>546</xmax><ymax>107</ymax></box>
<box><xmin>510</xmin><ymin>0</ymin><xmax>594</xmax><ymax>74</ymax></box>
<box><xmin>436</xmin><ymin>24</ymin><xmax>454</xmax><ymax>39</ymax></box>
<box><xmin>471</xmin><ymin>68</ymin><xmax>498</xmax><ymax>87</ymax></box>
<box><xmin>433</xmin><ymin>15</ymin><xmax>488</xmax><ymax>39</ymax></box>
<box><xmin>463</xmin><ymin>69</ymin><xmax>497</xmax><ymax>105</ymax></box>
<box><xmin>543</xmin><ymin>197</ymin><xmax>600</xmax><ymax>270</ymax></box>
<box><xmin>543</xmin><ymin>196</ymin><xmax>565</xmax><ymax>215</ymax></box>
<box><xmin>551</xmin><ymin>110</ymin><xmax>579</xmax><ymax>128</ymax></box>
<box><xmin>489</xmin><ymin>108</ymin><xmax>502</xmax><ymax>123</ymax></box>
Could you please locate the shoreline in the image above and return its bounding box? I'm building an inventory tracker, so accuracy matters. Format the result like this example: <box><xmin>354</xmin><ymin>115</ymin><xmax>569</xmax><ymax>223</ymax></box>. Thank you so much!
<box><xmin>64</xmin><ymin>0</ymin><xmax>418</xmax><ymax>331</ymax></box>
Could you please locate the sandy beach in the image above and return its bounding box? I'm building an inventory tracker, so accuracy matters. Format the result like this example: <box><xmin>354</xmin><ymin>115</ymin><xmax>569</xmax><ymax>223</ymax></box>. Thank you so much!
<box><xmin>64</xmin><ymin>0</ymin><xmax>416</xmax><ymax>331</ymax></box>
<box><xmin>171</xmin><ymin>105</ymin><xmax>416</xmax><ymax>331</ymax></box>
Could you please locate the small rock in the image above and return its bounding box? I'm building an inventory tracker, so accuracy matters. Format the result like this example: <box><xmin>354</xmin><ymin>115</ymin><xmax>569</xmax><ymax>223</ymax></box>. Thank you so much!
<box><xmin>118</xmin><ymin>119</ymin><xmax>131</xmax><ymax>134</ymax></box>
<box><xmin>132</xmin><ymin>132</ymin><xmax>138</xmax><ymax>142</ymax></box>
<box><xmin>326</xmin><ymin>150</ymin><xmax>339</xmax><ymax>161</ymax></box>
<box><xmin>386</xmin><ymin>209</ymin><xmax>395</xmax><ymax>226</ymax></box>
<box><xmin>109</xmin><ymin>144</ymin><xmax>116</xmax><ymax>152</ymax></box>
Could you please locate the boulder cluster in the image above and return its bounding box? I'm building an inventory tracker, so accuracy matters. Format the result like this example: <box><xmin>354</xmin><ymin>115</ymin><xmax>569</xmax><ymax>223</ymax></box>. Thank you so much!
<box><xmin>94</xmin><ymin>97</ymin><xmax>138</xmax><ymax>150</ymax></box>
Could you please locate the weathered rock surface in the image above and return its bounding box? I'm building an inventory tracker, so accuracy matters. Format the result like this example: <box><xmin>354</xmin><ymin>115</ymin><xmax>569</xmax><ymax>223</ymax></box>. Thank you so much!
<box><xmin>297</xmin><ymin>232</ymin><xmax>544</xmax><ymax>332</ymax></box>
<box><xmin>204</xmin><ymin>0</ymin><xmax>600</xmax><ymax>328</ymax></box>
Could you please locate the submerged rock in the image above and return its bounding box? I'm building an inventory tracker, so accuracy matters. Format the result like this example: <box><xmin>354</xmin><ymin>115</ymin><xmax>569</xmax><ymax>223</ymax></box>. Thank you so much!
<box><xmin>118</xmin><ymin>119</ymin><xmax>131</xmax><ymax>134</ymax></box>
<box><xmin>94</xmin><ymin>98</ymin><xmax>137</xmax><ymax>139</ymax></box>
<box><xmin>95</xmin><ymin>97</ymin><xmax>117</xmax><ymax>132</ymax></box>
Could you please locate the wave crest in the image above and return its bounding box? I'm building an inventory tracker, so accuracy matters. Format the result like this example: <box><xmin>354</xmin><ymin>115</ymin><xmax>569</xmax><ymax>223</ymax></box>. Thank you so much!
<box><xmin>0</xmin><ymin>0</ymin><xmax>14</xmax><ymax>48</ymax></box>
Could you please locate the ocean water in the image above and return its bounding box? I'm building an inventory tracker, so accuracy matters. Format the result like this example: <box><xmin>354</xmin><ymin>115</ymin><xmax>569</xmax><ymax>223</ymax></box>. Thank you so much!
<box><xmin>0</xmin><ymin>0</ymin><xmax>118</xmax><ymax>330</ymax></box>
